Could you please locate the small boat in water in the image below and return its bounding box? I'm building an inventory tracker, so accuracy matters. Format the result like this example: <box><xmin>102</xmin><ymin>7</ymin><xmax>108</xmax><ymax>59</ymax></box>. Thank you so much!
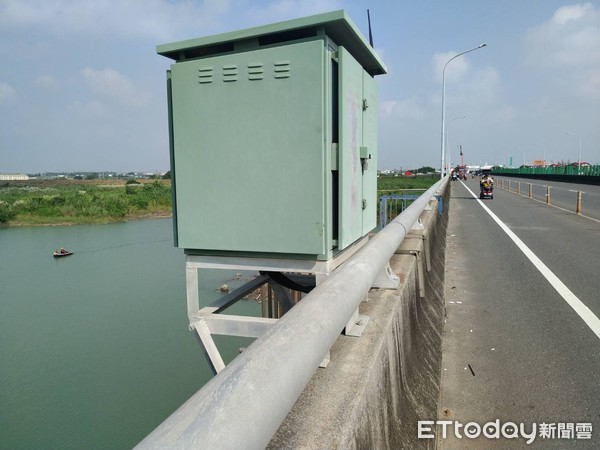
<box><xmin>53</xmin><ymin>248</ymin><xmax>73</xmax><ymax>258</ymax></box>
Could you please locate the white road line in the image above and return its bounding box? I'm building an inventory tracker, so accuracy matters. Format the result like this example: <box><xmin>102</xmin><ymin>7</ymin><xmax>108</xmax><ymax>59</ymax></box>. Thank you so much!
<box><xmin>506</xmin><ymin>191</ymin><xmax>600</xmax><ymax>224</ymax></box>
<box><xmin>499</xmin><ymin>177</ymin><xmax>600</xmax><ymax>223</ymax></box>
<box><xmin>461</xmin><ymin>180</ymin><xmax>600</xmax><ymax>340</ymax></box>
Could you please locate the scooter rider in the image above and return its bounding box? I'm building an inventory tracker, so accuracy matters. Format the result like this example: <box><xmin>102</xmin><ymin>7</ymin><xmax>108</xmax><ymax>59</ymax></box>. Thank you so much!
<box><xmin>481</xmin><ymin>173</ymin><xmax>494</xmax><ymax>191</ymax></box>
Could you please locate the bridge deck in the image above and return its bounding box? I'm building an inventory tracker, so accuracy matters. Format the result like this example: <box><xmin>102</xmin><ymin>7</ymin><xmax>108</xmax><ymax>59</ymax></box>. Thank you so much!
<box><xmin>439</xmin><ymin>178</ymin><xmax>600</xmax><ymax>448</ymax></box>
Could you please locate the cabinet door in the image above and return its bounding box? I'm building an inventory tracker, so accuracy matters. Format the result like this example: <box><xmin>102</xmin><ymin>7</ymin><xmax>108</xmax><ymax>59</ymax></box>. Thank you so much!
<box><xmin>170</xmin><ymin>40</ymin><xmax>327</xmax><ymax>255</ymax></box>
<box><xmin>361</xmin><ymin>71</ymin><xmax>378</xmax><ymax>235</ymax></box>
<box><xmin>338</xmin><ymin>46</ymin><xmax>364</xmax><ymax>249</ymax></box>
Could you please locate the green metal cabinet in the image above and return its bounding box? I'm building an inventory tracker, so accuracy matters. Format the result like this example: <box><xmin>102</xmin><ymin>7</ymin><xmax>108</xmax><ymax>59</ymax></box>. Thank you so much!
<box><xmin>158</xmin><ymin>10</ymin><xmax>386</xmax><ymax>260</ymax></box>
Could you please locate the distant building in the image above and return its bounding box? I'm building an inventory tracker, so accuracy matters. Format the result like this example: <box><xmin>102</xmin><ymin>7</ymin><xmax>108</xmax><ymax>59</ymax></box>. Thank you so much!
<box><xmin>0</xmin><ymin>173</ymin><xmax>29</xmax><ymax>181</ymax></box>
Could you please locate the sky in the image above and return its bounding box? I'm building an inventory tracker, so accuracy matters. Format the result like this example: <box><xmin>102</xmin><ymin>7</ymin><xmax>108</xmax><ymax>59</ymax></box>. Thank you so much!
<box><xmin>0</xmin><ymin>0</ymin><xmax>599</xmax><ymax>173</ymax></box>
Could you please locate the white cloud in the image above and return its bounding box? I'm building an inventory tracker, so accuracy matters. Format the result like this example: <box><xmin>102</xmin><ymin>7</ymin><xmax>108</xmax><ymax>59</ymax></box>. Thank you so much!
<box><xmin>81</xmin><ymin>67</ymin><xmax>150</xmax><ymax>108</ymax></box>
<box><xmin>431</xmin><ymin>58</ymin><xmax>502</xmax><ymax>109</ymax></box>
<box><xmin>552</xmin><ymin>3</ymin><xmax>592</xmax><ymax>25</ymax></box>
<box><xmin>432</xmin><ymin>51</ymin><xmax>470</xmax><ymax>84</ymax></box>
<box><xmin>524</xmin><ymin>2</ymin><xmax>600</xmax><ymax>100</ymax></box>
<box><xmin>0</xmin><ymin>0</ymin><xmax>232</xmax><ymax>41</ymax></box>
<box><xmin>0</xmin><ymin>0</ymin><xmax>342</xmax><ymax>44</ymax></box>
<box><xmin>525</xmin><ymin>2</ymin><xmax>600</xmax><ymax>67</ymax></box>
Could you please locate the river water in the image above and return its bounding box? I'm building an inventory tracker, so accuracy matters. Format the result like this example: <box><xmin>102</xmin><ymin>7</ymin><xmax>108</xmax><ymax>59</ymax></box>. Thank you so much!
<box><xmin>0</xmin><ymin>218</ymin><xmax>258</xmax><ymax>448</ymax></box>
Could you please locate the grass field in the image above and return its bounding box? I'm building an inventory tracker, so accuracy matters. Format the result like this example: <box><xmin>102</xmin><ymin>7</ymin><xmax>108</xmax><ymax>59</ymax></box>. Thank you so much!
<box><xmin>0</xmin><ymin>175</ymin><xmax>437</xmax><ymax>226</ymax></box>
<box><xmin>377</xmin><ymin>174</ymin><xmax>438</xmax><ymax>195</ymax></box>
<box><xmin>0</xmin><ymin>179</ymin><xmax>171</xmax><ymax>226</ymax></box>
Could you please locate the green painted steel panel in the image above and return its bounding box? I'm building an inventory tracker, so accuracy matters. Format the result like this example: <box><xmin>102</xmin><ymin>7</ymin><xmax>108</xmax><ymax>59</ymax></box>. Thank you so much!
<box><xmin>170</xmin><ymin>40</ymin><xmax>328</xmax><ymax>255</ymax></box>
<box><xmin>338</xmin><ymin>46</ymin><xmax>364</xmax><ymax>249</ymax></box>
<box><xmin>160</xmin><ymin>11</ymin><xmax>385</xmax><ymax>259</ymax></box>
<box><xmin>361</xmin><ymin>71</ymin><xmax>378</xmax><ymax>234</ymax></box>
<box><xmin>166</xmin><ymin>72</ymin><xmax>179</xmax><ymax>246</ymax></box>
<box><xmin>157</xmin><ymin>10</ymin><xmax>386</xmax><ymax>76</ymax></box>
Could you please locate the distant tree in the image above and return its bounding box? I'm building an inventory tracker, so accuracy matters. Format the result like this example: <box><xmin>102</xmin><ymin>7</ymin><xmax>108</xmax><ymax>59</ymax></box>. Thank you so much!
<box><xmin>126</xmin><ymin>179</ymin><xmax>141</xmax><ymax>185</ymax></box>
<box><xmin>415</xmin><ymin>166</ymin><xmax>436</xmax><ymax>174</ymax></box>
<box><xmin>86</xmin><ymin>173</ymin><xmax>99</xmax><ymax>180</ymax></box>
<box><xmin>162</xmin><ymin>171</ymin><xmax>171</xmax><ymax>179</ymax></box>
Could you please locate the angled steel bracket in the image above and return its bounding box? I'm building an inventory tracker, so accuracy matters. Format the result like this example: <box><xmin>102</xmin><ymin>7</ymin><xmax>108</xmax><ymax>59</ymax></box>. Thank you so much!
<box><xmin>408</xmin><ymin>228</ymin><xmax>431</xmax><ymax>272</ymax></box>
<box><xmin>395</xmin><ymin>236</ymin><xmax>426</xmax><ymax>298</ymax></box>
<box><xmin>372</xmin><ymin>261</ymin><xmax>400</xmax><ymax>289</ymax></box>
<box><xmin>191</xmin><ymin>315</ymin><xmax>277</xmax><ymax>375</ymax></box>
<box><xmin>344</xmin><ymin>305</ymin><xmax>370</xmax><ymax>337</ymax></box>
<box><xmin>184</xmin><ymin>236</ymin><xmax>371</xmax><ymax>375</ymax></box>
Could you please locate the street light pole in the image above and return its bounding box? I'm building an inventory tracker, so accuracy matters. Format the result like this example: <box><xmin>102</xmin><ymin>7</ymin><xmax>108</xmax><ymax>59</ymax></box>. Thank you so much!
<box><xmin>565</xmin><ymin>131</ymin><xmax>582</xmax><ymax>175</ymax></box>
<box><xmin>533</xmin><ymin>142</ymin><xmax>546</xmax><ymax>167</ymax></box>
<box><xmin>446</xmin><ymin>115</ymin><xmax>466</xmax><ymax>172</ymax></box>
<box><xmin>440</xmin><ymin>43</ymin><xmax>487</xmax><ymax>179</ymax></box>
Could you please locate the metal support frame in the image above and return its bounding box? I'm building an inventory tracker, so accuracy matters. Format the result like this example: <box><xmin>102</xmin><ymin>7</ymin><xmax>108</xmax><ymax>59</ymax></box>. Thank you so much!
<box><xmin>344</xmin><ymin>304</ymin><xmax>370</xmax><ymax>337</ymax></box>
<box><xmin>186</xmin><ymin>235</ymin><xmax>371</xmax><ymax>374</ymax></box>
<box><xmin>137</xmin><ymin>177</ymin><xmax>448</xmax><ymax>449</ymax></box>
<box><xmin>409</xmin><ymin>227</ymin><xmax>431</xmax><ymax>273</ymax></box>
<box><xmin>268</xmin><ymin>281</ymin><xmax>296</xmax><ymax>314</ymax></box>
<box><xmin>395</xmin><ymin>236</ymin><xmax>426</xmax><ymax>298</ymax></box>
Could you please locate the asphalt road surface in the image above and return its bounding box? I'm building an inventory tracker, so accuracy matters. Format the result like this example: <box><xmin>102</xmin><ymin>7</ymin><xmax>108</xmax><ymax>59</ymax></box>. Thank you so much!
<box><xmin>438</xmin><ymin>177</ymin><xmax>600</xmax><ymax>449</ymax></box>
<box><xmin>494</xmin><ymin>176</ymin><xmax>600</xmax><ymax>222</ymax></box>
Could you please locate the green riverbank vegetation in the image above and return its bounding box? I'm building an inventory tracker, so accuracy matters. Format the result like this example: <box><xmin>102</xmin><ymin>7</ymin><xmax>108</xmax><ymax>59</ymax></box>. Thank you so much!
<box><xmin>0</xmin><ymin>173</ymin><xmax>438</xmax><ymax>226</ymax></box>
<box><xmin>0</xmin><ymin>180</ymin><xmax>172</xmax><ymax>226</ymax></box>
<box><xmin>377</xmin><ymin>173</ymin><xmax>438</xmax><ymax>196</ymax></box>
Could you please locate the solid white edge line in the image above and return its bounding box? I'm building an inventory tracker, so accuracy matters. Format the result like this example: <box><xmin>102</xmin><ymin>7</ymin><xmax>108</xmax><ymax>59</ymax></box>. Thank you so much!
<box><xmin>460</xmin><ymin>180</ymin><xmax>600</xmax><ymax>340</ymax></box>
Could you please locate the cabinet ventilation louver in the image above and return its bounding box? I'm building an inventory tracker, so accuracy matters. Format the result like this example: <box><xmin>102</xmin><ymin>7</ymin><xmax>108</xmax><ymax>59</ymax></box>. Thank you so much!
<box><xmin>222</xmin><ymin>64</ymin><xmax>238</xmax><ymax>82</ymax></box>
<box><xmin>247</xmin><ymin>62</ymin><xmax>264</xmax><ymax>81</ymax></box>
<box><xmin>273</xmin><ymin>61</ymin><xmax>291</xmax><ymax>79</ymax></box>
<box><xmin>197</xmin><ymin>67</ymin><xmax>213</xmax><ymax>84</ymax></box>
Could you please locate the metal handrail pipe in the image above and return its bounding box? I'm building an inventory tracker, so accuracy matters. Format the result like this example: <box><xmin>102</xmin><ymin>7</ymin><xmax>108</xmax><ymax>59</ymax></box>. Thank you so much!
<box><xmin>137</xmin><ymin>176</ymin><xmax>448</xmax><ymax>449</ymax></box>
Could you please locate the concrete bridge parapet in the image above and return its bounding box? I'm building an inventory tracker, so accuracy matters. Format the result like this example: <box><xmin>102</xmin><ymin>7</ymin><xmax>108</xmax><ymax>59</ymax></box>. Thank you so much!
<box><xmin>269</xmin><ymin>183</ymin><xmax>449</xmax><ymax>449</ymax></box>
<box><xmin>137</xmin><ymin>179</ymin><xmax>450</xmax><ymax>449</ymax></box>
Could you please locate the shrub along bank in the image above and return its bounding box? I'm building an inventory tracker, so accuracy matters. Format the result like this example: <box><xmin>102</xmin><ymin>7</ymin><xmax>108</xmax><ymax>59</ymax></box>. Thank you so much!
<box><xmin>0</xmin><ymin>181</ymin><xmax>171</xmax><ymax>225</ymax></box>
<box><xmin>0</xmin><ymin>176</ymin><xmax>438</xmax><ymax>226</ymax></box>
